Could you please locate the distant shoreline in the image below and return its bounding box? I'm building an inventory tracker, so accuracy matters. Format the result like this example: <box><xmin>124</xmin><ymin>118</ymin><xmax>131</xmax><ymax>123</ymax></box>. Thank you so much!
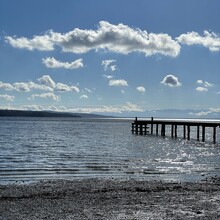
<box><xmin>0</xmin><ymin>109</ymin><xmax>112</xmax><ymax>118</ymax></box>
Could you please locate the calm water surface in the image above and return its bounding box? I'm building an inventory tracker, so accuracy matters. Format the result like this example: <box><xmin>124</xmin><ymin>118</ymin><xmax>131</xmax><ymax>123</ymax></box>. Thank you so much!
<box><xmin>0</xmin><ymin>117</ymin><xmax>220</xmax><ymax>184</ymax></box>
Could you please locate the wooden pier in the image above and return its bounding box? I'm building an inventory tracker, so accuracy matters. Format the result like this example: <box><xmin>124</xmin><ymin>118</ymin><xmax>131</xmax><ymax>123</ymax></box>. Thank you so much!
<box><xmin>132</xmin><ymin>117</ymin><xmax>220</xmax><ymax>144</ymax></box>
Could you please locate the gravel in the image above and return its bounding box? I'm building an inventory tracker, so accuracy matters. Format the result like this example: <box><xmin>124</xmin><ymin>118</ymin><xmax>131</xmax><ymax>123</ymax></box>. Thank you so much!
<box><xmin>0</xmin><ymin>177</ymin><xmax>220</xmax><ymax>219</ymax></box>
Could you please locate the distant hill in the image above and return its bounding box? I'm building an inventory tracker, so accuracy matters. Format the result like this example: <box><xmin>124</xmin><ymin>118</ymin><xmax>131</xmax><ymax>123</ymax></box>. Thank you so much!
<box><xmin>0</xmin><ymin>109</ymin><xmax>112</xmax><ymax>118</ymax></box>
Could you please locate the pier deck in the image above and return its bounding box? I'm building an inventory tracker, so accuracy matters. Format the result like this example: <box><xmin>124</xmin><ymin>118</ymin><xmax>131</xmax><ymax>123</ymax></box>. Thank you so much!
<box><xmin>132</xmin><ymin>117</ymin><xmax>220</xmax><ymax>144</ymax></box>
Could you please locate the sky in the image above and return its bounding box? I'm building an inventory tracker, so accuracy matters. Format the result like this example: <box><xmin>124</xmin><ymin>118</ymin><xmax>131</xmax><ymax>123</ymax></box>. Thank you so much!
<box><xmin>0</xmin><ymin>0</ymin><xmax>220</xmax><ymax>117</ymax></box>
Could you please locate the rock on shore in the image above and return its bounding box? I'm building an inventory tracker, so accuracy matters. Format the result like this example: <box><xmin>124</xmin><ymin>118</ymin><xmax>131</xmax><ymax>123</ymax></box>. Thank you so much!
<box><xmin>0</xmin><ymin>177</ymin><xmax>220</xmax><ymax>219</ymax></box>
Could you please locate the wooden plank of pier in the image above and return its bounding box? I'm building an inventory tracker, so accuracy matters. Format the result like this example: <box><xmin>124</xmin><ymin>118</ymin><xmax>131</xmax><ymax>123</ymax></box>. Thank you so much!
<box><xmin>132</xmin><ymin>117</ymin><xmax>220</xmax><ymax>144</ymax></box>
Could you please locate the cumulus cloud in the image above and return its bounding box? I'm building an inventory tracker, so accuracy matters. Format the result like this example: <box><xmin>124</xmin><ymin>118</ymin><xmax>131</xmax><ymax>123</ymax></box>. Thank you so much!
<box><xmin>5</xmin><ymin>21</ymin><xmax>180</xmax><ymax>57</ymax></box>
<box><xmin>110</xmin><ymin>65</ymin><xmax>117</xmax><ymax>71</ymax></box>
<box><xmin>42</xmin><ymin>57</ymin><xmax>83</xmax><ymax>69</ymax></box>
<box><xmin>27</xmin><ymin>82</ymin><xmax>54</xmax><ymax>92</ymax></box>
<box><xmin>161</xmin><ymin>75</ymin><xmax>182</xmax><ymax>87</ymax></box>
<box><xmin>5</xmin><ymin>34</ymin><xmax>54</xmax><ymax>51</ymax></box>
<box><xmin>0</xmin><ymin>94</ymin><xmax>15</xmax><ymax>101</ymax></box>
<box><xmin>0</xmin><ymin>75</ymin><xmax>79</xmax><ymax>94</ymax></box>
<box><xmin>31</xmin><ymin>93</ymin><xmax>60</xmax><ymax>101</ymax></box>
<box><xmin>196</xmin><ymin>87</ymin><xmax>208</xmax><ymax>92</ymax></box>
<box><xmin>13</xmin><ymin>82</ymin><xmax>31</xmax><ymax>92</ymax></box>
<box><xmin>37</xmin><ymin>75</ymin><xmax>56</xmax><ymax>88</ymax></box>
<box><xmin>136</xmin><ymin>86</ymin><xmax>146</xmax><ymax>93</ymax></box>
<box><xmin>37</xmin><ymin>75</ymin><xmax>79</xmax><ymax>92</ymax></box>
<box><xmin>0</xmin><ymin>81</ymin><xmax>14</xmax><ymax>91</ymax></box>
<box><xmin>55</xmin><ymin>83</ymin><xmax>79</xmax><ymax>92</ymax></box>
<box><xmin>196</xmin><ymin>80</ymin><xmax>214</xmax><ymax>88</ymax></box>
<box><xmin>177</xmin><ymin>30</ymin><xmax>220</xmax><ymax>52</ymax></box>
<box><xmin>102</xmin><ymin>59</ymin><xmax>117</xmax><ymax>71</ymax></box>
<box><xmin>109</xmin><ymin>79</ymin><xmax>128</xmax><ymax>86</ymax></box>
<box><xmin>80</xmin><ymin>95</ymin><xmax>88</xmax><ymax>99</ymax></box>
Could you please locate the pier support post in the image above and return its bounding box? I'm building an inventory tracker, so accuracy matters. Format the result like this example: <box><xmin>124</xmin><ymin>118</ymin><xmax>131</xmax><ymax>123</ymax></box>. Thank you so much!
<box><xmin>197</xmin><ymin>126</ymin><xmax>200</xmax><ymax>141</ymax></box>
<box><xmin>156</xmin><ymin>124</ymin><xmax>158</xmax><ymax>135</ymax></box>
<box><xmin>183</xmin><ymin>125</ymin><xmax>186</xmax><ymax>139</ymax></box>
<box><xmin>213</xmin><ymin>126</ymin><xmax>216</xmax><ymax>144</ymax></box>
<box><xmin>139</xmin><ymin>124</ymin><xmax>143</xmax><ymax>135</ymax></box>
<box><xmin>187</xmin><ymin>126</ymin><xmax>190</xmax><ymax>140</ymax></box>
<box><xmin>202</xmin><ymin>126</ymin><xmax>205</xmax><ymax>142</ymax></box>
<box><xmin>171</xmin><ymin>125</ymin><xmax>174</xmax><ymax>138</ymax></box>
<box><xmin>135</xmin><ymin>123</ymin><xmax>138</xmax><ymax>134</ymax></box>
<box><xmin>132</xmin><ymin>123</ymin><xmax>134</xmax><ymax>134</ymax></box>
<box><xmin>151</xmin><ymin>117</ymin><xmax>153</xmax><ymax>134</ymax></box>
<box><xmin>161</xmin><ymin>124</ymin><xmax>165</xmax><ymax>137</ymax></box>
<box><xmin>175</xmin><ymin>125</ymin><xmax>177</xmax><ymax>138</ymax></box>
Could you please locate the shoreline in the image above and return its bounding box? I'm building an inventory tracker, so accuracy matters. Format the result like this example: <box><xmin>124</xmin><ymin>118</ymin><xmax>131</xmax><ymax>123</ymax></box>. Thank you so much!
<box><xmin>0</xmin><ymin>177</ymin><xmax>220</xmax><ymax>219</ymax></box>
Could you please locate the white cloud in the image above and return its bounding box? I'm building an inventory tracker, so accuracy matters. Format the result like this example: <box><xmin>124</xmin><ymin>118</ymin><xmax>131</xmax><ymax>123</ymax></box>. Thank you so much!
<box><xmin>196</xmin><ymin>80</ymin><xmax>203</xmax><ymax>84</ymax></box>
<box><xmin>68</xmin><ymin>102</ymin><xmax>143</xmax><ymax>113</ymax></box>
<box><xmin>37</xmin><ymin>75</ymin><xmax>79</xmax><ymax>93</ymax></box>
<box><xmin>28</xmin><ymin>82</ymin><xmax>54</xmax><ymax>92</ymax></box>
<box><xmin>109</xmin><ymin>79</ymin><xmax>128</xmax><ymax>86</ymax></box>
<box><xmin>103</xmin><ymin>75</ymin><xmax>114</xmax><ymax>79</ymax></box>
<box><xmin>85</xmin><ymin>88</ymin><xmax>92</xmax><ymax>93</ymax></box>
<box><xmin>190</xmin><ymin>108</ymin><xmax>220</xmax><ymax>116</ymax></box>
<box><xmin>161</xmin><ymin>75</ymin><xmax>182</xmax><ymax>87</ymax></box>
<box><xmin>55</xmin><ymin>83</ymin><xmax>71</xmax><ymax>92</ymax></box>
<box><xmin>0</xmin><ymin>94</ymin><xmax>15</xmax><ymax>101</ymax></box>
<box><xmin>31</xmin><ymin>93</ymin><xmax>60</xmax><ymax>101</ymax></box>
<box><xmin>0</xmin><ymin>75</ymin><xmax>79</xmax><ymax>95</ymax></box>
<box><xmin>196</xmin><ymin>87</ymin><xmax>208</xmax><ymax>92</ymax></box>
<box><xmin>5</xmin><ymin>34</ymin><xmax>54</xmax><ymax>51</ymax></box>
<box><xmin>0</xmin><ymin>81</ymin><xmax>53</xmax><ymax>92</ymax></box>
<box><xmin>0</xmin><ymin>102</ymin><xmax>144</xmax><ymax>114</ymax></box>
<box><xmin>42</xmin><ymin>57</ymin><xmax>83</xmax><ymax>69</ymax></box>
<box><xmin>177</xmin><ymin>30</ymin><xmax>220</xmax><ymax>52</ymax></box>
<box><xmin>80</xmin><ymin>95</ymin><xmax>88</xmax><ymax>99</ymax></box>
<box><xmin>5</xmin><ymin>21</ymin><xmax>180</xmax><ymax>57</ymax></box>
<box><xmin>55</xmin><ymin>83</ymin><xmax>79</xmax><ymax>93</ymax></box>
<box><xmin>110</xmin><ymin>65</ymin><xmax>117</xmax><ymax>71</ymax></box>
<box><xmin>196</xmin><ymin>80</ymin><xmax>213</xmax><ymax>92</ymax></box>
<box><xmin>13</xmin><ymin>82</ymin><xmax>31</xmax><ymax>92</ymax></box>
<box><xmin>102</xmin><ymin>59</ymin><xmax>117</xmax><ymax>71</ymax></box>
<box><xmin>37</xmin><ymin>75</ymin><xmax>56</xmax><ymax>88</ymax></box>
<box><xmin>136</xmin><ymin>86</ymin><xmax>146</xmax><ymax>93</ymax></box>
<box><xmin>196</xmin><ymin>80</ymin><xmax>214</xmax><ymax>88</ymax></box>
<box><xmin>204</xmin><ymin>81</ymin><xmax>214</xmax><ymax>88</ymax></box>
<box><xmin>0</xmin><ymin>82</ymin><xmax>14</xmax><ymax>91</ymax></box>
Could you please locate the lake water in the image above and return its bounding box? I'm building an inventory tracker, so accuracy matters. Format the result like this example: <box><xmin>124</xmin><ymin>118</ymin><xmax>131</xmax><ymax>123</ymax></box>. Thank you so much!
<box><xmin>0</xmin><ymin>117</ymin><xmax>220</xmax><ymax>184</ymax></box>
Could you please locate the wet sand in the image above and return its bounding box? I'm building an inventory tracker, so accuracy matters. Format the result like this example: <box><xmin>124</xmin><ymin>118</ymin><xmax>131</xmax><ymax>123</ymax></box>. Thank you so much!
<box><xmin>0</xmin><ymin>177</ymin><xmax>220</xmax><ymax>219</ymax></box>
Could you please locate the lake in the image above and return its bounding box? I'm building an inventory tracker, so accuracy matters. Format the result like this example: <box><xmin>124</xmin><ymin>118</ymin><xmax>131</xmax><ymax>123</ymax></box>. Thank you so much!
<box><xmin>0</xmin><ymin>117</ymin><xmax>219</xmax><ymax>184</ymax></box>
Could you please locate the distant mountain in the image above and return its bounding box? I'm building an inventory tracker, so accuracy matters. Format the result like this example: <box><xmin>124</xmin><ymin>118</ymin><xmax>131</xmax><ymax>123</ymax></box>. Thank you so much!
<box><xmin>0</xmin><ymin>109</ymin><xmax>112</xmax><ymax>118</ymax></box>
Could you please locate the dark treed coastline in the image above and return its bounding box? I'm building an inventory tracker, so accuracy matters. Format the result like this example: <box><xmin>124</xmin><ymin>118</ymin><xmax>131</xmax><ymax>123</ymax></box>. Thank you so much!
<box><xmin>0</xmin><ymin>109</ymin><xmax>112</xmax><ymax>118</ymax></box>
<box><xmin>0</xmin><ymin>109</ymin><xmax>80</xmax><ymax>118</ymax></box>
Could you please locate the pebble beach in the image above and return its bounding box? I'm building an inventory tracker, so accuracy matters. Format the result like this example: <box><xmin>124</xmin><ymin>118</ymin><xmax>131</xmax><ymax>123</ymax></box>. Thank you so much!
<box><xmin>1</xmin><ymin>177</ymin><xmax>220</xmax><ymax>219</ymax></box>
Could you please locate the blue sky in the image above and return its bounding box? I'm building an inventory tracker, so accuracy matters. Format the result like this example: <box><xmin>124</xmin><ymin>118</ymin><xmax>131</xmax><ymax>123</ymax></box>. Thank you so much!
<box><xmin>0</xmin><ymin>0</ymin><xmax>220</xmax><ymax>117</ymax></box>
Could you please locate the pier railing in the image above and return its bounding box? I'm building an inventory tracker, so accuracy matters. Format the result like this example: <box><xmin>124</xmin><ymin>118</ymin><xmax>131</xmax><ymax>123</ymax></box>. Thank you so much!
<box><xmin>132</xmin><ymin>117</ymin><xmax>220</xmax><ymax>144</ymax></box>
